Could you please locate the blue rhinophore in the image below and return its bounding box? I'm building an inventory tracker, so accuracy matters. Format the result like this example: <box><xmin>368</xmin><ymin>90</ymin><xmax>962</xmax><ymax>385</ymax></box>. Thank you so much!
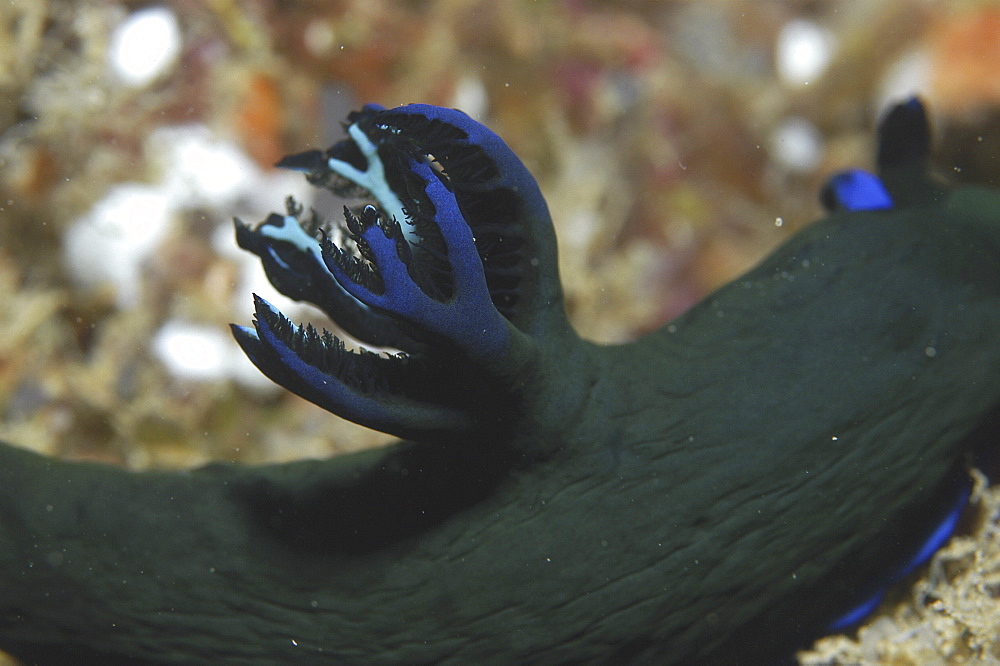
<box><xmin>822</xmin><ymin>169</ymin><xmax>894</xmax><ymax>212</ymax></box>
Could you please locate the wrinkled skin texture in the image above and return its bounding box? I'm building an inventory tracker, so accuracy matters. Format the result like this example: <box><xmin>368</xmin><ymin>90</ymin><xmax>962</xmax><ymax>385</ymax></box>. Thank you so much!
<box><xmin>1</xmin><ymin>100</ymin><xmax>999</xmax><ymax>664</ymax></box>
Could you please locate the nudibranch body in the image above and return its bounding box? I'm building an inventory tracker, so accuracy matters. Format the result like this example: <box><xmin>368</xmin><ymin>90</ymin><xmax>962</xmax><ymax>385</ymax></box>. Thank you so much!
<box><xmin>224</xmin><ymin>98</ymin><xmax>1000</xmax><ymax>662</ymax></box>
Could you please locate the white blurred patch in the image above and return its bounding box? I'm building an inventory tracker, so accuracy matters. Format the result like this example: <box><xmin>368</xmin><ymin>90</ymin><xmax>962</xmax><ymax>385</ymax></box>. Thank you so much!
<box><xmin>64</xmin><ymin>125</ymin><xmax>310</xmax><ymax>312</ymax></box>
<box><xmin>151</xmin><ymin>320</ymin><xmax>230</xmax><ymax>380</ymax></box>
<box><xmin>150</xmin><ymin>125</ymin><xmax>259</xmax><ymax>208</ymax></box>
<box><xmin>63</xmin><ymin>117</ymin><xmax>317</xmax><ymax>388</ymax></box>
<box><xmin>303</xmin><ymin>19</ymin><xmax>336</xmax><ymax>57</ymax></box>
<box><xmin>151</xmin><ymin>319</ymin><xmax>278</xmax><ymax>391</ymax></box>
<box><xmin>62</xmin><ymin>127</ymin><xmax>262</xmax><ymax>309</ymax></box>
<box><xmin>108</xmin><ymin>7</ymin><xmax>182</xmax><ymax>87</ymax></box>
<box><xmin>63</xmin><ymin>183</ymin><xmax>173</xmax><ymax>307</ymax></box>
<box><xmin>453</xmin><ymin>75</ymin><xmax>489</xmax><ymax>120</ymax></box>
<box><xmin>771</xmin><ymin>116</ymin><xmax>824</xmax><ymax>172</ymax></box>
<box><xmin>877</xmin><ymin>50</ymin><xmax>932</xmax><ymax>117</ymax></box>
<box><xmin>776</xmin><ymin>19</ymin><xmax>836</xmax><ymax>86</ymax></box>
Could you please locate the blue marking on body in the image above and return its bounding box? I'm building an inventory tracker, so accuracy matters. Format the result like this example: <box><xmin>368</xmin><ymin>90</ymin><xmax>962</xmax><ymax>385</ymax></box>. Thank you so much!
<box><xmin>826</xmin><ymin>481</ymin><xmax>971</xmax><ymax>632</ymax></box>
<box><xmin>896</xmin><ymin>482</ymin><xmax>970</xmax><ymax>580</ymax></box>
<box><xmin>826</xmin><ymin>592</ymin><xmax>885</xmax><ymax>633</ymax></box>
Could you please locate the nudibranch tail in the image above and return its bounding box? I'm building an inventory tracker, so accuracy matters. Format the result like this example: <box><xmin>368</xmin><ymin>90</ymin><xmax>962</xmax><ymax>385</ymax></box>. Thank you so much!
<box><xmin>232</xmin><ymin>104</ymin><xmax>563</xmax><ymax>440</ymax></box>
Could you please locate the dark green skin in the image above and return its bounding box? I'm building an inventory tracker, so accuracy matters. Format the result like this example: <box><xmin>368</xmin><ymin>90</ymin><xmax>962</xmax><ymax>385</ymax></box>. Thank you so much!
<box><xmin>2</xmin><ymin>180</ymin><xmax>1000</xmax><ymax>663</ymax></box>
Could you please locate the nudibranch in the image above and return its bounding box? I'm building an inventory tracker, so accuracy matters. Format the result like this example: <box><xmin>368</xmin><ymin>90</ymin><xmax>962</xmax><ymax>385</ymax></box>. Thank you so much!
<box><xmin>228</xmin><ymin>98</ymin><xmax>1000</xmax><ymax>660</ymax></box>
<box><xmin>1</xmin><ymin>99</ymin><xmax>999</xmax><ymax>664</ymax></box>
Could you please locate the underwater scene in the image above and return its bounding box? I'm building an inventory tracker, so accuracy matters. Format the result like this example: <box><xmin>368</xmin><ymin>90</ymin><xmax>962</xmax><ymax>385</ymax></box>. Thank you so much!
<box><xmin>1</xmin><ymin>0</ymin><xmax>999</xmax><ymax>663</ymax></box>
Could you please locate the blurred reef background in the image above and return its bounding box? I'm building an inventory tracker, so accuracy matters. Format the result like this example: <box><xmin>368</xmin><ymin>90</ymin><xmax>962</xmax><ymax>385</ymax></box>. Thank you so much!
<box><xmin>0</xmin><ymin>1</ymin><xmax>999</xmax><ymax>663</ymax></box>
